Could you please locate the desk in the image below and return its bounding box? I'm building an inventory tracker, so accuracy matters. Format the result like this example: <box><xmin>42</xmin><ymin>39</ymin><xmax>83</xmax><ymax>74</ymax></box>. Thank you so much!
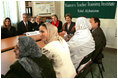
<box><xmin>1</xmin><ymin>50</ymin><xmax>17</xmax><ymax>75</ymax></box>
<box><xmin>1</xmin><ymin>41</ymin><xmax>45</xmax><ymax>75</ymax></box>
<box><xmin>1</xmin><ymin>34</ymin><xmax>41</xmax><ymax>52</ymax></box>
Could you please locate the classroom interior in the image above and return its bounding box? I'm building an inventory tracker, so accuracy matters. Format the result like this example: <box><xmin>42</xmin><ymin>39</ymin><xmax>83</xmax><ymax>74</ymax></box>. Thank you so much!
<box><xmin>1</xmin><ymin>1</ymin><xmax>117</xmax><ymax>78</ymax></box>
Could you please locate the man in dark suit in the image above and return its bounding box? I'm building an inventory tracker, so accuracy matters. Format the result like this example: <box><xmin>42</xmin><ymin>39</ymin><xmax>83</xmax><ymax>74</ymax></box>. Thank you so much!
<box><xmin>90</xmin><ymin>17</ymin><xmax>106</xmax><ymax>61</ymax></box>
<box><xmin>17</xmin><ymin>13</ymin><xmax>33</xmax><ymax>35</ymax></box>
<box><xmin>32</xmin><ymin>15</ymin><xmax>43</xmax><ymax>31</ymax></box>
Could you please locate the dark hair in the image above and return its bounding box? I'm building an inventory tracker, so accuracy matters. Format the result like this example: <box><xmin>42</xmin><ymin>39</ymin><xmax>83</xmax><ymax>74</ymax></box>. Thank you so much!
<box><xmin>92</xmin><ymin>17</ymin><xmax>100</xmax><ymax>27</ymax></box>
<box><xmin>51</xmin><ymin>14</ymin><xmax>58</xmax><ymax>20</ymax></box>
<box><xmin>3</xmin><ymin>17</ymin><xmax>11</xmax><ymax>28</ymax></box>
<box><xmin>41</xmin><ymin>23</ymin><xmax>47</xmax><ymax>29</ymax></box>
<box><xmin>23</xmin><ymin>13</ymin><xmax>28</xmax><ymax>16</ymax></box>
<box><xmin>65</xmin><ymin>14</ymin><xmax>72</xmax><ymax>19</ymax></box>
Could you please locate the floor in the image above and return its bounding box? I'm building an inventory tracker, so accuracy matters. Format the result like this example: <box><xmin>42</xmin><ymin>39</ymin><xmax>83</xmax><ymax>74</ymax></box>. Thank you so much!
<box><xmin>86</xmin><ymin>47</ymin><xmax>117</xmax><ymax>78</ymax></box>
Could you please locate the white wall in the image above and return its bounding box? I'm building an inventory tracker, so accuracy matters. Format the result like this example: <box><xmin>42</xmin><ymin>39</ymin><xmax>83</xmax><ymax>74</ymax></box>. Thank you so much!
<box><xmin>55</xmin><ymin>1</ymin><xmax>117</xmax><ymax>49</ymax></box>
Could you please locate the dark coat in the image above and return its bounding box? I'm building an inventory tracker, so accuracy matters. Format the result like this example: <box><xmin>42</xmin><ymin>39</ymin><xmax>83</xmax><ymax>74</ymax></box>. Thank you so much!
<box><xmin>62</xmin><ymin>22</ymin><xmax>75</xmax><ymax>34</ymax></box>
<box><xmin>91</xmin><ymin>27</ymin><xmax>106</xmax><ymax>60</ymax></box>
<box><xmin>4</xmin><ymin>55</ymin><xmax>56</xmax><ymax>78</ymax></box>
<box><xmin>57</xmin><ymin>21</ymin><xmax>63</xmax><ymax>33</ymax></box>
<box><xmin>32</xmin><ymin>22</ymin><xmax>43</xmax><ymax>31</ymax></box>
<box><xmin>51</xmin><ymin>21</ymin><xmax>63</xmax><ymax>33</ymax></box>
<box><xmin>17</xmin><ymin>21</ymin><xmax>33</xmax><ymax>35</ymax></box>
<box><xmin>1</xmin><ymin>26</ymin><xmax>17</xmax><ymax>39</ymax></box>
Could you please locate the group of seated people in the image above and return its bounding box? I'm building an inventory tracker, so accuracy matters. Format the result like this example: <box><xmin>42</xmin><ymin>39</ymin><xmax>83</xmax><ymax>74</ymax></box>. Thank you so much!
<box><xmin>1</xmin><ymin>13</ymin><xmax>76</xmax><ymax>40</ymax></box>
<box><xmin>1</xmin><ymin>13</ymin><xmax>106</xmax><ymax>78</ymax></box>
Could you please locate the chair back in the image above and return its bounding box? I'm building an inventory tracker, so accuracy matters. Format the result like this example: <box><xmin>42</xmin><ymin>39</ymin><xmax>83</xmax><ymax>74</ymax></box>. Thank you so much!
<box><xmin>75</xmin><ymin>52</ymin><xmax>93</xmax><ymax>78</ymax></box>
<box><xmin>76</xmin><ymin>52</ymin><xmax>92</xmax><ymax>72</ymax></box>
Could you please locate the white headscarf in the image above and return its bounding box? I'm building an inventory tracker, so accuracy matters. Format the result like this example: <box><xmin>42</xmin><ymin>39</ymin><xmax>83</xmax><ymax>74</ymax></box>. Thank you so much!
<box><xmin>68</xmin><ymin>17</ymin><xmax>93</xmax><ymax>47</ymax></box>
<box><xmin>68</xmin><ymin>17</ymin><xmax>95</xmax><ymax>69</ymax></box>
<box><xmin>75</xmin><ymin>17</ymin><xmax>91</xmax><ymax>30</ymax></box>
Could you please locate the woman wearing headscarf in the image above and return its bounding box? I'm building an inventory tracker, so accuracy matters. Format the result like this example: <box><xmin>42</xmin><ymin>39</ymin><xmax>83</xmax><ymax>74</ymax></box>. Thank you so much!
<box><xmin>4</xmin><ymin>36</ymin><xmax>56</xmax><ymax>78</ymax></box>
<box><xmin>68</xmin><ymin>17</ymin><xmax>95</xmax><ymax>69</ymax></box>
<box><xmin>39</xmin><ymin>22</ymin><xmax>76</xmax><ymax>78</ymax></box>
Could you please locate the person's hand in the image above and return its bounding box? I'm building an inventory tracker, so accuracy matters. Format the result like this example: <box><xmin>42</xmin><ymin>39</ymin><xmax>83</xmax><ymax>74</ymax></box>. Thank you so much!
<box><xmin>59</xmin><ymin>31</ymin><xmax>66</xmax><ymax>35</ymax></box>
<box><xmin>62</xmin><ymin>31</ymin><xmax>67</xmax><ymax>34</ymax></box>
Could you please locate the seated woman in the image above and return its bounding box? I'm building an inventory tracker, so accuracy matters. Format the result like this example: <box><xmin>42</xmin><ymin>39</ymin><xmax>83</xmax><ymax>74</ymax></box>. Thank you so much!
<box><xmin>4</xmin><ymin>36</ymin><xmax>56</xmax><ymax>78</ymax></box>
<box><xmin>39</xmin><ymin>22</ymin><xmax>76</xmax><ymax>78</ymax></box>
<box><xmin>1</xmin><ymin>17</ymin><xmax>17</xmax><ymax>39</ymax></box>
<box><xmin>68</xmin><ymin>17</ymin><xmax>95</xmax><ymax>70</ymax></box>
<box><xmin>51</xmin><ymin>14</ymin><xmax>63</xmax><ymax>33</ymax></box>
<box><xmin>62</xmin><ymin>14</ymin><xmax>76</xmax><ymax>41</ymax></box>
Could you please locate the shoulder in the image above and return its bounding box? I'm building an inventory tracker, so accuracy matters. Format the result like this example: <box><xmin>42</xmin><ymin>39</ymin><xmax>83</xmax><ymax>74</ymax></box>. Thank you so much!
<box><xmin>10</xmin><ymin>61</ymin><xmax>22</xmax><ymax>69</ymax></box>
<box><xmin>32</xmin><ymin>55</ymin><xmax>51</xmax><ymax>66</ymax></box>
<box><xmin>44</xmin><ymin>41</ymin><xmax>61</xmax><ymax>49</ymax></box>
<box><xmin>59</xmin><ymin>20</ymin><xmax>62</xmax><ymax>24</ymax></box>
<box><xmin>63</xmin><ymin>23</ymin><xmax>67</xmax><ymax>28</ymax></box>
<box><xmin>98</xmin><ymin>27</ymin><xmax>104</xmax><ymax>32</ymax></box>
<box><xmin>10</xmin><ymin>60</ymin><xmax>31</xmax><ymax>74</ymax></box>
<box><xmin>28</xmin><ymin>21</ymin><xmax>32</xmax><ymax>24</ymax></box>
<box><xmin>71</xmin><ymin>22</ymin><xmax>75</xmax><ymax>24</ymax></box>
<box><xmin>1</xmin><ymin>27</ymin><xmax>7</xmax><ymax>31</ymax></box>
<box><xmin>18</xmin><ymin>21</ymin><xmax>23</xmax><ymax>26</ymax></box>
<box><xmin>8</xmin><ymin>61</ymin><xmax>25</xmax><ymax>73</ymax></box>
<box><xmin>33</xmin><ymin>22</ymin><xmax>36</xmax><ymax>24</ymax></box>
<box><xmin>92</xmin><ymin>27</ymin><xmax>105</xmax><ymax>39</ymax></box>
<box><xmin>18</xmin><ymin>21</ymin><xmax>23</xmax><ymax>24</ymax></box>
<box><xmin>33</xmin><ymin>22</ymin><xmax>37</xmax><ymax>25</ymax></box>
<box><xmin>64</xmin><ymin>22</ymin><xmax>67</xmax><ymax>25</ymax></box>
<box><xmin>95</xmin><ymin>27</ymin><xmax>104</xmax><ymax>34</ymax></box>
<box><xmin>44</xmin><ymin>41</ymin><xmax>64</xmax><ymax>52</ymax></box>
<box><xmin>44</xmin><ymin>40</ymin><xmax>69</xmax><ymax>53</ymax></box>
<box><xmin>1</xmin><ymin>27</ymin><xmax>5</xmax><ymax>30</ymax></box>
<box><xmin>5</xmin><ymin>60</ymin><xmax>32</xmax><ymax>78</ymax></box>
<box><xmin>32</xmin><ymin>55</ymin><xmax>49</xmax><ymax>63</ymax></box>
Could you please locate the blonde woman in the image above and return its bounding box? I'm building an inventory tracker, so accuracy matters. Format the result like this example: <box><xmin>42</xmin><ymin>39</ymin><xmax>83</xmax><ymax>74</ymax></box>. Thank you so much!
<box><xmin>1</xmin><ymin>17</ymin><xmax>17</xmax><ymax>39</ymax></box>
<box><xmin>39</xmin><ymin>22</ymin><xmax>76</xmax><ymax>78</ymax></box>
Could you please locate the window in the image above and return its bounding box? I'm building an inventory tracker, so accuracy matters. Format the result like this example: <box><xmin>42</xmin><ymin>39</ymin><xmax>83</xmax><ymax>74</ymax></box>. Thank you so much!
<box><xmin>0</xmin><ymin>1</ymin><xmax>25</xmax><ymax>27</ymax></box>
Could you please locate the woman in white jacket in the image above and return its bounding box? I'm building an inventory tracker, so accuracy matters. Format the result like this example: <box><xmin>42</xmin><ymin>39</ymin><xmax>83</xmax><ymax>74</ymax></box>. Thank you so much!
<box><xmin>39</xmin><ymin>22</ymin><xmax>76</xmax><ymax>78</ymax></box>
<box><xmin>68</xmin><ymin>17</ymin><xmax>95</xmax><ymax>70</ymax></box>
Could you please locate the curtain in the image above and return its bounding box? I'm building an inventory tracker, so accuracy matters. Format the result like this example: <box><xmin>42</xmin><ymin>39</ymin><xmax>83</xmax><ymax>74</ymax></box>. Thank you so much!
<box><xmin>0</xmin><ymin>1</ymin><xmax>25</xmax><ymax>28</ymax></box>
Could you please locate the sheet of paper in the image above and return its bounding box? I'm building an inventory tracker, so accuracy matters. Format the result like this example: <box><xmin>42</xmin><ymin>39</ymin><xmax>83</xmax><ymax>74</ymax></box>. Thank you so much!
<box><xmin>26</xmin><ymin>31</ymin><xmax>40</xmax><ymax>36</ymax></box>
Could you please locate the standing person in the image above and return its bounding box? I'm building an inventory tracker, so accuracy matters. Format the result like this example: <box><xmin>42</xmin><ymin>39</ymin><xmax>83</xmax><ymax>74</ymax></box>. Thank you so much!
<box><xmin>51</xmin><ymin>14</ymin><xmax>63</xmax><ymax>33</ymax></box>
<box><xmin>62</xmin><ymin>14</ymin><xmax>76</xmax><ymax>41</ymax></box>
<box><xmin>39</xmin><ymin>22</ymin><xmax>76</xmax><ymax>78</ymax></box>
<box><xmin>90</xmin><ymin>17</ymin><xmax>106</xmax><ymax>61</ymax></box>
<box><xmin>1</xmin><ymin>17</ymin><xmax>17</xmax><ymax>39</ymax></box>
<box><xmin>32</xmin><ymin>16</ymin><xmax>43</xmax><ymax>31</ymax></box>
<box><xmin>4</xmin><ymin>36</ymin><xmax>56</xmax><ymax>78</ymax></box>
<box><xmin>17</xmin><ymin>13</ymin><xmax>33</xmax><ymax>35</ymax></box>
<box><xmin>68</xmin><ymin>17</ymin><xmax>95</xmax><ymax>69</ymax></box>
